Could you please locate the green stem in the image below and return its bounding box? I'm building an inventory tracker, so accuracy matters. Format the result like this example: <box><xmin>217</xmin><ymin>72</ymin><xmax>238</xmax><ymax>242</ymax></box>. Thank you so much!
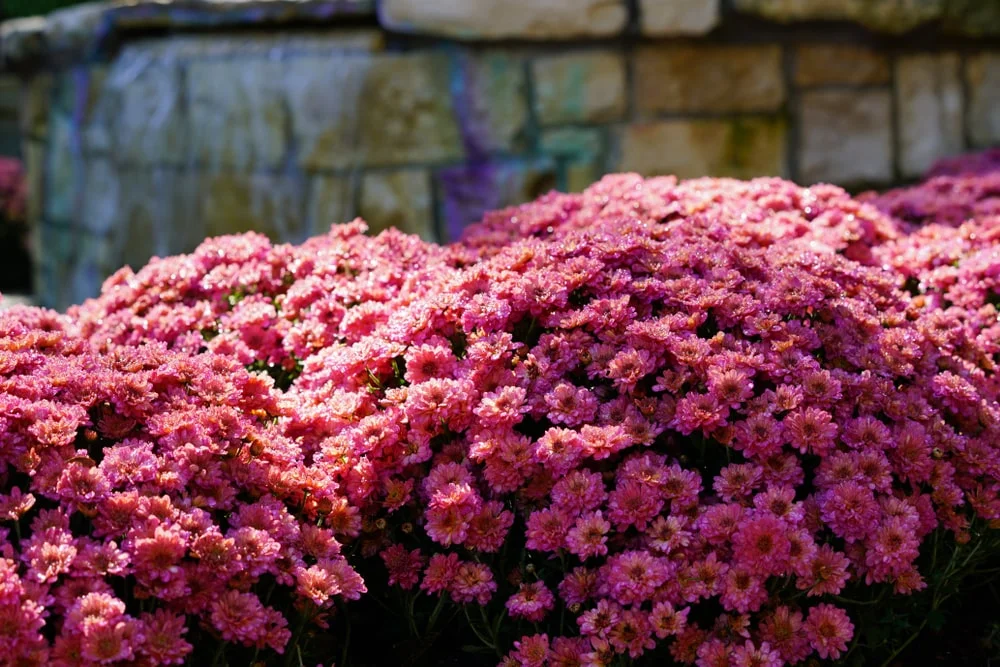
<box><xmin>283</xmin><ymin>614</ymin><xmax>310</xmax><ymax>667</ymax></box>
<box><xmin>425</xmin><ymin>593</ymin><xmax>447</xmax><ymax>636</ymax></box>
<box><xmin>880</xmin><ymin>617</ymin><xmax>928</xmax><ymax>667</ymax></box>
<box><xmin>209</xmin><ymin>641</ymin><xmax>228</xmax><ymax>667</ymax></box>
<box><xmin>463</xmin><ymin>606</ymin><xmax>496</xmax><ymax>651</ymax></box>
<box><xmin>832</xmin><ymin>594</ymin><xmax>884</xmax><ymax>606</ymax></box>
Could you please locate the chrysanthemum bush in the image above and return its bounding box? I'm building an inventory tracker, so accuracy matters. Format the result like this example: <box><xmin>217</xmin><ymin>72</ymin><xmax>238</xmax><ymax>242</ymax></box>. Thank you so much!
<box><xmin>0</xmin><ymin>309</ymin><xmax>363</xmax><ymax>665</ymax></box>
<box><xmin>2</xmin><ymin>151</ymin><xmax>1000</xmax><ymax>666</ymax></box>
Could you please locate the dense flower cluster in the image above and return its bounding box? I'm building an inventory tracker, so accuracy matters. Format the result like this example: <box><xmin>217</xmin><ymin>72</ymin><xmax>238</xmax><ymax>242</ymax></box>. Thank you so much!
<box><xmin>285</xmin><ymin>176</ymin><xmax>996</xmax><ymax>666</ymax></box>
<box><xmin>860</xmin><ymin>149</ymin><xmax>1000</xmax><ymax>228</ymax></box>
<box><xmin>4</xmin><ymin>153</ymin><xmax>1000</xmax><ymax>665</ymax></box>
<box><xmin>72</xmin><ymin>221</ymin><xmax>469</xmax><ymax>383</ymax></box>
<box><xmin>868</xmin><ymin>149</ymin><xmax>1000</xmax><ymax>404</ymax></box>
<box><xmin>0</xmin><ymin>308</ymin><xmax>362</xmax><ymax>665</ymax></box>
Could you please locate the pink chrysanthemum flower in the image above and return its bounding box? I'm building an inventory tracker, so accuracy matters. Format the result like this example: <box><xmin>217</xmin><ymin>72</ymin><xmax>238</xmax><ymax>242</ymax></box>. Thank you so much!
<box><xmin>566</xmin><ymin>511</ymin><xmax>611</xmax><ymax>561</ymax></box>
<box><xmin>805</xmin><ymin>604</ymin><xmax>854</xmax><ymax>659</ymax></box>
<box><xmin>509</xmin><ymin>633</ymin><xmax>550</xmax><ymax>667</ymax></box>
<box><xmin>138</xmin><ymin>609</ymin><xmax>192</xmax><ymax>665</ymax></box>
<box><xmin>506</xmin><ymin>581</ymin><xmax>556</xmax><ymax>622</ymax></box>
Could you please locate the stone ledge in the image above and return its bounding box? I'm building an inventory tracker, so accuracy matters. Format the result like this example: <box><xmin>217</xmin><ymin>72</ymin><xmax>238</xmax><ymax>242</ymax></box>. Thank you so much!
<box><xmin>2</xmin><ymin>0</ymin><xmax>375</xmax><ymax>69</ymax></box>
<box><xmin>3</xmin><ymin>0</ymin><xmax>999</xmax><ymax>71</ymax></box>
<box><xmin>732</xmin><ymin>0</ymin><xmax>1000</xmax><ymax>36</ymax></box>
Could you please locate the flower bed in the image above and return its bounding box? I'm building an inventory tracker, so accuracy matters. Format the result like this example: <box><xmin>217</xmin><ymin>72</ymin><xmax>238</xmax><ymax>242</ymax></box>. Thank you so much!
<box><xmin>2</xmin><ymin>152</ymin><xmax>1000</xmax><ymax>666</ymax></box>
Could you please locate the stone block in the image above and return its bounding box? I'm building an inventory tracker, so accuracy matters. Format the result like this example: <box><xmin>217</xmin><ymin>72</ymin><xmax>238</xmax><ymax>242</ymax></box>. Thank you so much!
<box><xmin>21</xmin><ymin>74</ymin><xmax>51</xmax><ymax>140</ymax></box>
<box><xmin>77</xmin><ymin>67</ymin><xmax>112</xmax><ymax>156</ymax></box>
<box><xmin>799</xmin><ymin>90</ymin><xmax>893</xmax><ymax>186</ymax></box>
<box><xmin>35</xmin><ymin>223</ymin><xmax>82</xmax><ymax>309</ymax></box>
<box><xmin>44</xmin><ymin>112</ymin><xmax>80</xmax><ymax>223</ymax></box>
<box><xmin>308</xmin><ymin>175</ymin><xmax>356</xmax><ymax>234</ymax></box>
<box><xmin>81</xmin><ymin>159</ymin><xmax>118</xmax><ymax>236</ymax></box>
<box><xmin>287</xmin><ymin>53</ymin><xmax>463</xmax><ymax>169</ymax></box>
<box><xmin>187</xmin><ymin>60</ymin><xmax>288</xmax><ymax>169</ymax></box>
<box><xmin>0</xmin><ymin>122</ymin><xmax>20</xmax><ymax>158</ymax></box>
<box><xmin>116</xmin><ymin>169</ymin><xmax>201</xmax><ymax>269</ymax></box>
<box><xmin>617</xmin><ymin>118</ymin><xmax>787</xmax><ymax>180</ymax></box>
<box><xmin>458</xmin><ymin>51</ymin><xmax>528</xmax><ymax>154</ymax></box>
<box><xmin>0</xmin><ymin>76</ymin><xmax>20</xmax><ymax>124</ymax></box>
<box><xmin>378</xmin><ymin>0</ymin><xmax>628</xmax><ymax>39</ymax></box>
<box><xmin>896</xmin><ymin>53</ymin><xmax>963</xmax><ymax>178</ymax></box>
<box><xmin>540</xmin><ymin>127</ymin><xmax>605</xmax><ymax>159</ymax></box>
<box><xmin>640</xmin><ymin>0</ymin><xmax>721</xmax><ymax>35</ymax></box>
<box><xmin>634</xmin><ymin>45</ymin><xmax>784</xmax><ymax>114</ymax></box>
<box><xmin>436</xmin><ymin>160</ymin><xmax>558</xmax><ymax>240</ymax></box>
<box><xmin>533</xmin><ymin>52</ymin><xmax>626</xmax><ymax>125</ymax></box>
<box><xmin>942</xmin><ymin>2</ymin><xmax>1000</xmax><ymax>36</ymax></box>
<box><xmin>541</xmin><ymin>128</ymin><xmax>606</xmax><ymax>193</ymax></box>
<box><xmin>110</xmin><ymin>0</ymin><xmax>375</xmax><ymax>30</ymax></box>
<box><xmin>108</xmin><ymin>51</ymin><xmax>188</xmax><ymax>165</ymax></box>
<box><xmin>35</xmin><ymin>224</ymin><xmax>116</xmax><ymax>308</ymax></box>
<box><xmin>360</xmin><ymin>170</ymin><xmax>436</xmax><ymax>240</ymax></box>
<box><xmin>794</xmin><ymin>44</ymin><xmax>890</xmax><ymax>86</ymax></box>
<box><xmin>23</xmin><ymin>140</ymin><xmax>44</xmax><ymax>228</ymax></box>
<box><xmin>967</xmin><ymin>52</ymin><xmax>1000</xmax><ymax>148</ymax></box>
<box><xmin>566</xmin><ymin>162</ymin><xmax>601</xmax><ymax>193</ymax></box>
<box><xmin>199</xmin><ymin>172</ymin><xmax>308</xmax><ymax>244</ymax></box>
<box><xmin>733</xmin><ymin>0</ymin><xmax>944</xmax><ymax>33</ymax></box>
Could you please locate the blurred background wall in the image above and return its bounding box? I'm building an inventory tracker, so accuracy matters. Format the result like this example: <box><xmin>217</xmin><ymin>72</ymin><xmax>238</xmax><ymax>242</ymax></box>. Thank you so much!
<box><xmin>1</xmin><ymin>0</ymin><xmax>998</xmax><ymax>309</ymax></box>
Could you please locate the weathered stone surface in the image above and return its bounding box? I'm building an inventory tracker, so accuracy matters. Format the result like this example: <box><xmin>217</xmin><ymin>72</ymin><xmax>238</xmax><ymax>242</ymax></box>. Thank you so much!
<box><xmin>966</xmin><ymin>52</ymin><xmax>1000</xmax><ymax>148</ymax></box>
<box><xmin>308</xmin><ymin>175</ymin><xmax>356</xmax><ymax>233</ymax></box>
<box><xmin>541</xmin><ymin>128</ymin><xmax>605</xmax><ymax>193</ymax></box>
<box><xmin>188</xmin><ymin>60</ymin><xmax>288</xmax><ymax>168</ymax></box>
<box><xmin>733</xmin><ymin>0</ymin><xmax>944</xmax><ymax>34</ymax></box>
<box><xmin>81</xmin><ymin>159</ymin><xmax>118</xmax><ymax>236</ymax></box>
<box><xmin>896</xmin><ymin>53</ymin><xmax>963</xmax><ymax>178</ymax></box>
<box><xmin>565</xmin><ymin>162</ymin><xmax>601</xmax><ymax>194</ymax></box>
<box><xmin>541</xmin><ymin>127</ymin><xmax>605</xmax><ymax>159</ymax></box>
<box><xmin>45</xmin><ymin>3</ymin><xmax>113</xmax><ymax>57</ymax></box>
<box><xmin>0</xmin><ymin>123</ymin><xmax>20</xmax><ymax>158</ymax></box>
<box><xmin>360</xmin><ymin>170</ymin><xmax>436</xmax><ymax>240</ymax></box>
<box><xmin>0</xmin><ymin>17</ymin><xmax>48</xmax><ymax>67</ymax></box>
<box><xmin>0</xmin><ymin>76</ymin><xmax>20</xmax><ymax>125</ymax></box>
<box><xmin>200</xmin><ymin>173</ymin><xmax>308</xmax><ymax>243</ymax></box>
<box><xmin>107</xmin><ymin>52</ymin><xmax>188</xmax><ymax>165</ymax></box>
<box><xmin>799</xmin><ymin>90</ymin><xmax>893</xmax><ymax>185</ymax></box>
<box><xmin>80</xmin><ymin>67</ymin><xmax>112</xmax><ymax>156</ymax></box>
<box><xmin>942</xmin><ymin>1</ymin><xmax>1000</xmax><ymax>36</ymax></box>
<box><xmin>640</xmin><ymin>0</ymin><xmax>720</xmax><ymax>35</ymax></box>
<box><xmin>35</xmin><ymin>224</ymin><xmax>118</xmax><ymax>309</ymax></box>
<box><xmin>116</xmin><ymin>169</ymin><xmax>202</xmax><ymax>269</ymax></box>
<box><xmin>533</xmin><ymin>52</ymin><xmax>626</xmax><ymax>125</ymax></box>
<box><xmin>23</xmin><ymin>141</ymin><xmax>44</xmax><ymax>227</ymax></box>
<box><xmin>35</xmin><ymin>223</ymin><xmax>83</xmax><ymax>309</ymax></box>
<box><xmin>48</xmin><ymin>66</ymin><xmax>110</xmax><ymax>155</ymax></box>
<box><xmin>44</xmin><ymin>113</ymin><xmax>79</xmax><ymax>223</ymax></box>
<box><xmin>634</xmin><ymin>45</ymin><xmax>784</xmax><ymax>114</ymax></box>
<box><xmin>2</xmin><ymin>2</ymin><xmax>377</xmax><ymax>68</ymax></box>
<box><xmin>617</xmin><ymin>118</ymin><xmax>787</xmax><ymax>180</ymax></box>
<box><xmin>795</xmin><ymin>45</ymin><xmax>890</xmax><ymax>86</ymax></box>
<box><xmin>458</xmin><ymin>51</ymin><xmax>528</xmax><ymax>154</ymax></box>
<box><xmin>111</xmin><ymin>0</ymin><xmax>374</xmax><ymax>29</ymax></box>
<box><xmin>132</xmin><ymin>30</ymin><xmax>384</xmax><ymax>60</ymax></box>
<box><xmin>21</xmin><ymin>74</ymin><xmax>51</xmax><ymax>140</ymax></box>
<box><xmin>378</xmin><ymin>0</ymin><xmax>627</xmax><ymax>39</ymax></box>
<box><xmin>436</xmin><ymin>160</ymin><xmax>558</xmax><ymax>240</ymax></box>
<box><xmin>287</xmin><ymin>53</ymin><xmax>463</xmax><ymax>169</ymax></box>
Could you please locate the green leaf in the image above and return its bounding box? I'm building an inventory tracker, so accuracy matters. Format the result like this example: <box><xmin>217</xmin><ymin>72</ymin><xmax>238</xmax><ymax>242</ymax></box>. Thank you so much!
<box><xmin>927</xmin><ymin>609</ymin><xmax>947</xmax><ymax>632</ymax></box>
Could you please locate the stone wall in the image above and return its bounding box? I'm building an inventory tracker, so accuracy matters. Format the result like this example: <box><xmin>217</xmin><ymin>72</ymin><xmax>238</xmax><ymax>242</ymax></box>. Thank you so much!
<box><xmin>3</xmin><ymin>0</ymin><xmax>1000</xmax><ymax>309</ymax></box>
